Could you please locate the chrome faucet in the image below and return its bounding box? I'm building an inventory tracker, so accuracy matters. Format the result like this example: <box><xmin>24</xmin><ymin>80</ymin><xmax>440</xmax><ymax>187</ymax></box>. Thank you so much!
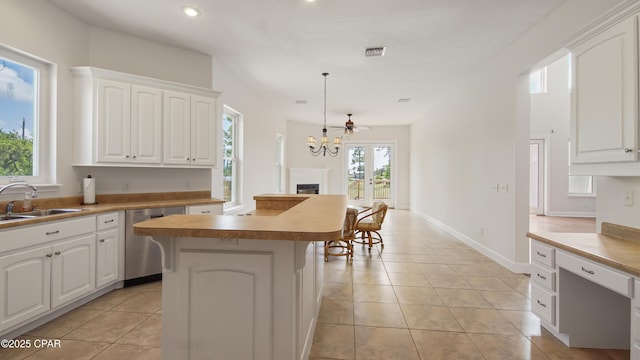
<box><xmin>0</xmin><ymin>182</ymin><xmax>38</xmax><ymax>213</ymax></box>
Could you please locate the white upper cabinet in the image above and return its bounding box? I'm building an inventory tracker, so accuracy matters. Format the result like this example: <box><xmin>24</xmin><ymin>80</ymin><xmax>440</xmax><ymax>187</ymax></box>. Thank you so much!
<box><xmin>566</xmin><ymin>2</ymin><xmax>640</xmax><ymax>175</ymax></box>
<box><xmin>571</xmin><ymin>16</ymin><xmax>637</xmax><ymax>164</ymax></box>
<box><xmin>164</xmin><ymin>92</ymin><xmax>216</xmax><ymax>166</ymax></box>
<box><xmin>71</xmin><ymin>67</ymin><xmax>220</xmax><ymax>168</ymax></box>
<box><xmin>96</xmin><ymin>80</ymin><xmax>162</xmax><ymax>164</ymax></box>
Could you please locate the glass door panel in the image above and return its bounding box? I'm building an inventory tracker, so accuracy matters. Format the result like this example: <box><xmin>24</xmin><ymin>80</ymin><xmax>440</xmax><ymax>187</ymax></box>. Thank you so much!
<box><xmin>346</xmin><ymin>144</ymin><xmax>393</xmax><ymax>207</ymax></box>
<box><xmin>373</xmin><ymin>146</ymin><xmax>391</xmax><ymax>202</ymax></box>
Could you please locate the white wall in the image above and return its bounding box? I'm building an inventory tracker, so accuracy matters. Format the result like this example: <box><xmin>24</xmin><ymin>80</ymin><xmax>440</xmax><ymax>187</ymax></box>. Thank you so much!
<box><xmin>410</xmin><ymin>0</ymin><xmax>621</xmax><ymax>271</ymax></box>
<box><xmin>530</xmin><ymin>54</ymin><xmax>596</xmax><ymax>216</ymax></box>
<box><xmin>2</xmin><ymin>1</ymin><xmax>287</xmax><ymax>206</ymax></box>
<box><xmin>1</xmin><ymin>0</ymin><xmax>88</xmax><ymax>199</ymax></box>
<box><xmin>211</xmin><ymin>59</ymin><xmax>288</xmax><ymax>211</ymax></box>
<box><xmin>286</xmin><ymin>121</ymin><xmax>410</xmax><ymax>209</ymax></box>
<box><xmin>596</xmin><ymin>177</ymin><xmax>640</xmax><ymax>231</ymax></box>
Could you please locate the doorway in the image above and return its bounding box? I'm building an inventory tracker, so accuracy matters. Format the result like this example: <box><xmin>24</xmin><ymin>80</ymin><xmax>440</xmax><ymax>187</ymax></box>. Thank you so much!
<box><xmin>530</xmin><ymin>139</ymin><xmax>545</xmax><ymax>215</ymax></box>
<box><xmin>345</xmin><ymin>143</ymin><xmax>394</xmax><ymax>207</ymax></box>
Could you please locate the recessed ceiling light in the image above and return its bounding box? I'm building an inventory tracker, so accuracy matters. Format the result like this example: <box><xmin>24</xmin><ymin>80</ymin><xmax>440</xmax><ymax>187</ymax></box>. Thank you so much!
<box><xmin>305</xmin><ymin>0</ymin><xmax>316</xmax><ymax>2</ymax></box>
<box><xmin>182</xmin><ymin>6</ymin><xmax>201</xmax><ymax>17</ymax></box>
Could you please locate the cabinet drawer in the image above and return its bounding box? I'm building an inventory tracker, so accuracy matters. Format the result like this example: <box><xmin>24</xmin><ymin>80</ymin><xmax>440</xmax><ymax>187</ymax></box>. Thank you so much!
<box><xmin>97</xmin><ymin>212</ymin><xmax>119</xmax><ymax>231</ymax></box>
<box><xmin>531</xmin><ymin>241</ymin><xmax>555</xmax><ymax>268</ymax></box>
<box><xmin>531</xmin><ymin>264</ymin><xmax>555</xmax><ymax>292</ymax></box>
<box><xmin>2</xmin><ymin>217</ymin><xmax>96</xmax><ymax>251</ymax></box>
<box><xmin>557</xmin><ymin>251</ymin><xmax>632</xmax><ymax>297</ymax></box>
<box><xmin>532</xmin><ymin>284</ymin><xmax>556</xmax><ymax>325</ymax></box>
<box><xmin>187</xmin><ymin>204</ymin><xmax>222</xmax><ymax>215</ymax></box>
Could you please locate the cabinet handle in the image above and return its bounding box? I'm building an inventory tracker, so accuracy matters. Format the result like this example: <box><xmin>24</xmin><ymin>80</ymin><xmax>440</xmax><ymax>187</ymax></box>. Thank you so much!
<box><xmin>104</xmin><ymin>219</ymin><xmax>114</xmax><ymax>224</ymax></box>
<box><xmin>99</xmin><ymin>239</ymin><xmax>105</xmax><ymax>243</ymax></box>
<box><xmin>536</xmin><ymin>251</ymin><xmax>546</xmax><ymax>258</ymax></box>
<box><xmin>46</xmin><ymin>230</ymin><xmax>60</xmax><ymax>236</ymax></box>
<box><xmin>201</xmin><ymin>210</ymin><xmax>211</xmax><ymax>214</ymax></box>
<box><xmin>132</xmin><ymin>155</ymin><xmax>137</xmax><ymax>159</ymax></box>
<box><xmin>186</xmin><ymin>158</ymin><xmax>190</xmax><ymax>161</ymax></box>
<box><xmin>624</xmin><ymin>148</ymin><xmax>633</xmax><ymax>153</ymax></box>
<box><xmin>536</xmin><ymin>273</ymin><xmax>547</xmax><ymax>280</ymax></box>
<box><xmin>126</xmin><ymin>155</ymin><xmax>130</xmax><ymax>158</ymax></box>
<box><xmin>537</xmin><ymin>299</ymin><xmax>547</xmax><ymax>308</ymax></box>
<box><xmin>46</xmin><ymin>254</ymin><xmax>53</xmax><ymax>258</ymax></box>
<box><xmin>580</xmin><ymin>266</ymin><xmax>594</xmax><ymax>275</ymax></box>
<box><xmin>54</xmin><ymin>251</ymin><xmax>61</xmax><ymax>255</ymax></box>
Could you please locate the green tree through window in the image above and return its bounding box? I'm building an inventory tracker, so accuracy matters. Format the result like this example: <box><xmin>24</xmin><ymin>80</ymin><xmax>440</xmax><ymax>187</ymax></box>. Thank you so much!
<box><xmin>0</xmin><ymin>57</ymin><xmax>36</xmax><ymax>177</ymax></box>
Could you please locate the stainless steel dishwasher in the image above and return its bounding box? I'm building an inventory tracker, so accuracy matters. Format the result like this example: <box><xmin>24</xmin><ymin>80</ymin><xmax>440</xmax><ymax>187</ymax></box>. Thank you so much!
<box><xmin>124</xmin><ymin>206</ymin><xmax>185</xmax><ymax>286</ymax></box>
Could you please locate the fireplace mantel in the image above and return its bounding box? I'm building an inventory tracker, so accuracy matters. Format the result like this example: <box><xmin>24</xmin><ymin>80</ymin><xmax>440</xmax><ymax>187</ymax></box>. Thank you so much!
<box><xmin>288</xmin><ymin>168</ymin><xmax>329</xmax><ymax>194</ymax></box>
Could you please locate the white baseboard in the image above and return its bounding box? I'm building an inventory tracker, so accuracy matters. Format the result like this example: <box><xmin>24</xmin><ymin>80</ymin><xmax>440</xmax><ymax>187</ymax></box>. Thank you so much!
<box><xmin>544</xmin><ymin>211</ymin><xmax>596</xmax><ymax>218</ymax></box>
<box><xmin>413</xmin><ymin>211</ymin><xmax>531</xmax><ymax>274</ymax></box>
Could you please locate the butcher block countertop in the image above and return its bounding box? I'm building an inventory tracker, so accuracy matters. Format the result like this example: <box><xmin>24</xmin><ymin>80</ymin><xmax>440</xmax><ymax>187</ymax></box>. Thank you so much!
<box><xmin>0</xmin><ymin>191</ymin><xmax>223</xmax><ymax>230</ymax></box>
<box><xmin>134</xmin><ymin>194</ymin><xmax>348</xmax><ymax>241</ymax></box>
<box><xmin>527</xmin><ymin>222</ymin><xmax>640</xmax><ymax>277</ymax></box>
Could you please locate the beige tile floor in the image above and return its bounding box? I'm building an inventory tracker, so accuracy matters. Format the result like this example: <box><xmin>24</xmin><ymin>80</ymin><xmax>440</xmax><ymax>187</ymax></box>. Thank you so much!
<box><xmin>0</xmin><ymin>210</ymin><xmax>627</xmax><ymax>359</ymax></box>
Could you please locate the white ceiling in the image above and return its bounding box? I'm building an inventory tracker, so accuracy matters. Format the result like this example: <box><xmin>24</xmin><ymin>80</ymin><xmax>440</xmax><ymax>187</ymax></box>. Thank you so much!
<box><xmin>49</xmin><ymin>0</ymin><xmax>563</xmax><ymax>128</ymax></box>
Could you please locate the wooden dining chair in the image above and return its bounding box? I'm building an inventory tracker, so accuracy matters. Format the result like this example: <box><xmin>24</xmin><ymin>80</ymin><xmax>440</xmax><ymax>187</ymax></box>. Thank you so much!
<box><xmin>324</xmin><ymin>207</ymin><xmax>358</xmax><ymax>261</ymax></box>
<box><xmin>354</xmin><ymin>201</ymin><xmax>388</xmax><ymax>251</ymax></box>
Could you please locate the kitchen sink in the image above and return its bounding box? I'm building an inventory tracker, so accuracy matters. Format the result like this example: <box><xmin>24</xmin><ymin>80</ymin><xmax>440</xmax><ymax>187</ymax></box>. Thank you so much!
<box><xmin>20</xmin><ymin>208</ymin><xmax>87</xmax><ymax>217</ymax></box>
<box><xmin>0</xmin><ymin>208</ymin><xmax>87</xmax><ymax>222</ymax></box>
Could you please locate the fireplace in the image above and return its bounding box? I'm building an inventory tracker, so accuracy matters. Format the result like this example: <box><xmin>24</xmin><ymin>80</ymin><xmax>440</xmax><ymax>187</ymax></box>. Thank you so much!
<box><xmin>289</xmin><ymin>168</ymin><xmax>329</xmax><ymax>194</ymax></box>
<box><xmin>297</xmin><ymin>184</ymin><xmax>319</xmax><ymax>194</ymax></box>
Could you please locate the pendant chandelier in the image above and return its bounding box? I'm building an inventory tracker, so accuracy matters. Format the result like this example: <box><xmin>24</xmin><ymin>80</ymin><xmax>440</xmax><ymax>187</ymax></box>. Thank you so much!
<box><xmin>307</xmin><ymin>72</ymin><xmax>341</xmax><ymax>157</ymax></box>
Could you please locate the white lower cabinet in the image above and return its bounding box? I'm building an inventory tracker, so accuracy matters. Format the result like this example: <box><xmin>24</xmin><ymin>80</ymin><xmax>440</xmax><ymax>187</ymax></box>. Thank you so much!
<box><xmin>51</xmin><ymin>234</ymin><xmax>96</xmax><ymax>308</ymax></box>
<box><xmin>0</xmin><ymin>245</ymin><xmax>51</xmax><ymax>331</ymax></box>
<box><xmin>633</xmin><ymin>280</ymin><xmax>640</xmax><ymax>359</ymax></box>
<box><xmin>0</xmin><ymin>214</ymin><xmax>124</xmax><ymax>334</ymax></box>
<box><xmin>96</xmin><ymin>212</ymin><xmax>120</xmax><ymax>288</ymax></box>
<box><xmin>530</xmin><ymin>240</ymin><xmax>558</xmax><ymax>329</ymax></box>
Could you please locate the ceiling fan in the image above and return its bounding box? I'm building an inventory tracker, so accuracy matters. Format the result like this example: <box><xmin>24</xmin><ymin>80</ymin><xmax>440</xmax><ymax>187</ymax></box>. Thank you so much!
<box><xmin>330</xmin><ymin>114</ymin><xmax>370</xmax><ymax>134</ymax></box>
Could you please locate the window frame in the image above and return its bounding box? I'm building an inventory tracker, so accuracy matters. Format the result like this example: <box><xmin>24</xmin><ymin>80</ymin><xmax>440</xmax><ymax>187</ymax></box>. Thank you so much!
<box><xmin>0</xmin><ymin>46</ymin><xmax>54</xmax><ymax>188</ymax></box>
<box><xmin>222</xmin><ymin>105</ymin><xmax>242</xmax><ymax>208</ymax></box>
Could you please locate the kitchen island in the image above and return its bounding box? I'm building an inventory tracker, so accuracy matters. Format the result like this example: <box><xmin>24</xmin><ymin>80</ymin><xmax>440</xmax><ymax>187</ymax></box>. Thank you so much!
<box><xmin>134</xmin><ymin>194</ymin><xmax>347</xmax><ymax>360</ymax></box>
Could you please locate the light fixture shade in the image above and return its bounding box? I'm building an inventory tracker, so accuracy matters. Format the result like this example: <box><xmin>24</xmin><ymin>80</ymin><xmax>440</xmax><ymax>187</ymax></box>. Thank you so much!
<box><xmin>307</xmin><ymin>136</ymin><xmax>317</xmax><ymax>147</ymax></box>
<box><xmin>307</xmin><ymin>72</ymin><xmax>340</xmax><ymax>157</ymax></box>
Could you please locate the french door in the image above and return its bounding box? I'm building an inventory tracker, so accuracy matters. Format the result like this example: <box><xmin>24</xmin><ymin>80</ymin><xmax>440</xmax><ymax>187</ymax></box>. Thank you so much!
<box><xmin>345</xmin><ymin>143</ymin><xmax>394</xmax><ymax>207</ymax></box>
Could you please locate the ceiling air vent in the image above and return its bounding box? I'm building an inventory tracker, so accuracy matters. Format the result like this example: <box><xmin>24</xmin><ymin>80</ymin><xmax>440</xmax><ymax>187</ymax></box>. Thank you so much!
<box><xmin>365</xmin><ymin>47</ymin><xmax>386</xmax><ymax>57</ymax></box>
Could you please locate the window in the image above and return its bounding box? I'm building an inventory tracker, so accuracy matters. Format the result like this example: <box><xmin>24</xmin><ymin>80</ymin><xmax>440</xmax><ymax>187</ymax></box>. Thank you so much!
<box><xmin>223</xmin><ymin>106</ymin><xmax>241</xmax><ymax>205</ymax></box>
<box><xmin>0</xmin><ymin>47</ymin><xmax>52</xmax><ymax>185</ymax></box>
<box><xmin>567</xmin><ymin>141</ymin><xmax>595</xmax><ymax>196</ymax></box>
<box><xmin>529</xmin><ymin>67</ymin><xmax>547</xmax><ymax>94</ymax></box>
<box><xmin>275</xmin><ymin>133</ymin><xmax>285</xmax><ymax>193</ymax></box>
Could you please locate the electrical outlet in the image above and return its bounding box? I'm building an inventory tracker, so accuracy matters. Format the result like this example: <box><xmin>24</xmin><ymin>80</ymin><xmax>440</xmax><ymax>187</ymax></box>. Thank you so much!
<box><xmin>123</xmin><ymin>182</ymin><xmax>130</xmax><ymax>192</ymax></box>
<box><xmin>624</xmin><ymin>191</ymin><xmax>633</xmax><ymax>206</ymax></box>
<box><xmin>185</xmin><ymin>180</ymin><xmax>191</xmax><ymax>190</ymax></box>
<box><xmin>480</xmin><ymin>227</ymin><xmax>484</xmax><ymax>236</ymax></box>
<box><xmin>494</xmin><ymin>183</ymin><xmax>500</xmax><ymax>192</ymax></box>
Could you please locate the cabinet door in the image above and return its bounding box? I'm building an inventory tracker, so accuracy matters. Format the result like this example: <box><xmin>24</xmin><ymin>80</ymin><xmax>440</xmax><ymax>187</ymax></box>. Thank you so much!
<box><xmin>97</xmin><ymin>79</ymin><xmax>132</xmax><ymax>163</ymax></box>
<box><xmin>177</xmin><ymin>251</ymin><xmax>272</xmax><ymax>360</ymax></box>
<box><xmin>164</xmin><ymin>91</ymin><xmax>192</xmax><ymax>165</ymax></box>
<box><xmin>0</xmin><ymin>246</ymin><xmax>51</xmax><ymax>332</ymax></box>
<box><xmin>96</xmin><ymin>228</ymin><xmax>119</xmax><ymax>288</ymax></box>
<box><xmin>131</xmin><ymin>85</ymin><xmax>162</xmax><ymax>164</ymax></box>
<box><xmin>571</xmin><ymin>16</ymin><xmax>638</xmax><ymax>164</ymax></box>
<box><xmin>190</xmin><ymin>95</ymin><xmax>216</xmax><ymax>166</ymax></box>
<box><xmin>51</xmin><ymin>234</ymin><xmax>96</xmax><ymax>308</ymax></box>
